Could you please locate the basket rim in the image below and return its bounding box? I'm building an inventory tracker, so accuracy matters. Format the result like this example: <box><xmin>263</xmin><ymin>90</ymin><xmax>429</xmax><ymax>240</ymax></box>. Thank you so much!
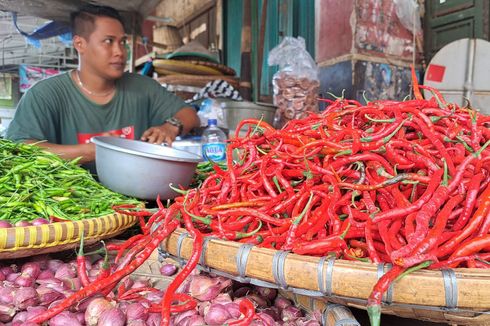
<box><xmin>160</xmin><ymin>228</ymin><xmax>490</xmax><ymax>311</ymax></box>
<box><xmin>0</xmin><ymin>212</ymin><xmax>138</xmax><ymax>259</ymax></box>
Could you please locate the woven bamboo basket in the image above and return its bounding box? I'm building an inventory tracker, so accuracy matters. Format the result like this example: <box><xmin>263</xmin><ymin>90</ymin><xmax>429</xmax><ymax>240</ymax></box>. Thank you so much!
<box><xmin>0</xmin><ymin>213</ymin><xmax>137</xmax><ymax>259</ymax></box>
<box><xmin>152</xmin><ymin>25</ymin><xmax>183</xmax><ymax>53</ymax></box>
<box><xmin>159</xmin><ymin>228</ymin><xmax>490</xmax><ymax>325</ymax></box>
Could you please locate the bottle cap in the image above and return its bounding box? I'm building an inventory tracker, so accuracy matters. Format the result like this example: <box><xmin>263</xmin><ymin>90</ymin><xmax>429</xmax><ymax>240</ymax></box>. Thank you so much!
<box><xmin>208</xmin><ymin>119</ymin><xmax>218</xmax><ymax>126</ymax></box>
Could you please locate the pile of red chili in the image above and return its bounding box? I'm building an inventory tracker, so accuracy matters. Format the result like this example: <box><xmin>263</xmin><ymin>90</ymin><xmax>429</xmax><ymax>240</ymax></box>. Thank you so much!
<box><xmin>29</xmin><ymin>79</ymin><xmax>490</xmax><ymax>326</ymax></box>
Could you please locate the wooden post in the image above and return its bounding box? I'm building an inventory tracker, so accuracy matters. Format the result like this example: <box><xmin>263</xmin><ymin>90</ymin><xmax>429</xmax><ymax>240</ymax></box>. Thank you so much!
<box><xmin>256</xmin><ymin>0</ymin><xmax>268</xmax><ymax>102</ymax></box>
<box><xmin>239</xmin><ymin>0</ymin><xmax>252</xmax><ymax>101</ymax></box>
<box><xmin>129</xmin><ymin>12</ymin><xmax>137</xmax><ymax>73</ymax></box>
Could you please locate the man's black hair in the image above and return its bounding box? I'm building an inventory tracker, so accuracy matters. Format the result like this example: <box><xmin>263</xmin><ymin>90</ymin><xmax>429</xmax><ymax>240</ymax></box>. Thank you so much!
<box><xmin>70</xmin><ymin>4</ymin><xmax>125</xmax><ymax>38</ymax></box>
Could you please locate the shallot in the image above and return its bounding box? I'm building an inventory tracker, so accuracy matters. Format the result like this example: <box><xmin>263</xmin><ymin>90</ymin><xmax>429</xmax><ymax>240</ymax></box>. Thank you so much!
<box><xmin>14</xmin><ymin>287</ymin><xmax>39</xmax><ymax>310</ymax></box>
<box><xmin>14</xmin><ymin>221</ymin><xmax>31</xmax><ymax>227</ymax></box>
<box><xmin>125</xmin><ymin>302</ymin><xmax>148</xmax><ymax>321</ymax></box>
<box><xmin>55</xmin><ymin>263</ymin><xmax>77</xmax><ymax>280</ymax></box>
<box><xmin>181</xmin><ymin>315</ymin><xmax>206</xmax><ymax>326</ymax></box>
<box><xmin>159</xmin><ymin>263</ymin><xmax>177</xmax><ymax>276</ymax></box>
<box><xmin>97</xmin><ymin>307</ymin><xmax>126</xmax><ymax>326</ymax></box>
<box><xmin>281</xmin><ymin>305</ymin><xmax>303</xmax><ymax>322</ymax></box>
<box><xmin>84</xmin><ymin>297</ymin><xmax>113</xmax><ymax>326</ymax></box>
<box><xmin>49</xmin><ymin>311</ymin><xmax>82</xmax><ymax>326</ymax></box>
<box><xmin>0</xmin><ymin>287</ymin><xmax>15</xmax><ymax>305</ymax></box>
<box><xmin>31</xmin><ymin>217</ymin><xmax>50</xmax><ymax>226</ymax></box>
<box><xmin>145</xmin><ymin>313</ymin><xmax>161</xmax><ymax>326</ymax></box>
<box><xmin>0</xmin><ymin>303</ymin><xmax>16</xmax><ymax>322</ymax></box>
<box><xmin>204</xmin><ymin>303</ymin><xmax>232</xmax><ymax>325</ymax></box>
<box><xmin>0</xmin><ymin>220</ymin><xmax>12</xmax><ymax>228</ymax></box>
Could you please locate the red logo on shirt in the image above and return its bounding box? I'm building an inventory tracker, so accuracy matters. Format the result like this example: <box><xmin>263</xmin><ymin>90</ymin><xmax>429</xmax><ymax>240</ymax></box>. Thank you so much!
<box><xmin>77</xmin><ymin>126</ymin><xmax>135</xmax><ymax>144</ymax></box>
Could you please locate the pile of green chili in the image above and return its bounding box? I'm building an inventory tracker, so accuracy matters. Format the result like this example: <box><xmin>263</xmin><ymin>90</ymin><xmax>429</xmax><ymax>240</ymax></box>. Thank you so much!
<box><xmin>189</xmin><ymin>161</ymin><xmax>227</xmax><ymax>188</ymax></box>
<box><xmin>0</xmin><ymin>139</ymin><xmax>140</xmax><ymax>223</ymax></box>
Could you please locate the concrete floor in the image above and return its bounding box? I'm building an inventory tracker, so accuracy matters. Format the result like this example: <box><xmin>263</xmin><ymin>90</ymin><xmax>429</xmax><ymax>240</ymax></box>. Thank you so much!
<box><xmin>350</xmin><ymin>307</ymin><xmax>448</xmax><ymax>326</ymax></box>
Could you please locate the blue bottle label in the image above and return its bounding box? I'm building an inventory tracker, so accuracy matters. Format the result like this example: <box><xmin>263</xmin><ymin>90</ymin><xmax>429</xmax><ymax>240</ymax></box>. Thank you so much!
<box><xmin>202</xmin><ymin>143</ymin><xmax>226</xmax><ymax>161</ymax></box>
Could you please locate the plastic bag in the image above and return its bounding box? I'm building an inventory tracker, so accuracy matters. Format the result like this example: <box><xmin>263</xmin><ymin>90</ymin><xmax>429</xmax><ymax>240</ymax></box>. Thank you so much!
<box><xmin>268</xmin><ymin>37</ymin><xmax>320</xmax><ymax>128</ymax></box>
<box><xmin>393</xmin><ymin>0</ymin><xmax>422</xmax><ymax>35</ymax></box>
<box><xmin>197</xmin><ymin>98</ymin><xmax>226</xmax><ymax>128</ymax></box>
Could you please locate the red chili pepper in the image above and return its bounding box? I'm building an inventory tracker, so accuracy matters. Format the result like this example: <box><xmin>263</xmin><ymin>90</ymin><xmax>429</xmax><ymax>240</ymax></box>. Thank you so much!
<box><xmin>147</xmin><ymin>293</ymin><xmax>197</xmax><ymax>313</ymax></box>
<box><xmin>395</xmin><ymin>194</ymin><xmax>464</xmax><ymax>267</ymax></box>
<box><xmin>452</xmin><ymin>172</ymin><xmax>483</xmax><ymax>230</ymax></box>
<box><xmin>344</xmin><ymin>247</ymin><xmax>368</xmax><ymax>261</ymax></box>
<box><xmin>437</xmin><ymin>183</ymin><xmax>490</xmax><ymax>258</ymax></box>
<box><xmin>363</xmin><ymin>220</ymin><xmax>380</xmax><ymax>264</ymax></box>
<box><xmin>291</xmin><ymin>226</ymin><xmax>349</xmax><ymax>256</ymax></box>
<box><xmin>112</xmin><ymin>204</ymin><xmax>153</xmax><ymax>234</ymax></box>
<box><xmin>387</xmin><ymin>219</ymin><xmax>404</xmax><ymax>250</ymax></box>
<box><xmin>372</xmin><ymin>168</ymin><xmax>443</xmax><ymax>223</ymax></box>
<box><xmin>113</xmin><ymin>234</ymin><xmax>145</xmax><ymax>264</ymax></box>
<box><xmin>118</xmin><ymin>287</ymin><xmax>159</xmax><ymax>301</ymax></box>
<box><xmin>227</xmin><ymin>299</ymin><xmax>256</xmax><ymax>326</ymax></box>
<box><xmin>234</xmin><ymin>119</ymin><xmax>275</xmax><ymax>139</ymax></box>
<box><xmin>448</xmin><ymin>235</ymin><xmax>490</xmax><ymax>263</ymax></box>
<box><xmin>76</xmin><ymin>234</ymin><xmax>90</xmax><ymax>288</ymax></box>
<box><xmin>282</xmin><ymin>192</ymin><xmax>315</xmax><ymax>250</ymax></box>
<box><xmin>49</xmin><ymin>215</ymin><xmax>70</xmax><ymax>223</ymax></box>
<box><xmin>211</xmin><ymin>200</ymin><xmax>268</xmax><ymax>210</ymax></box>
<box><xmin>161</xmin><ymin>202</ymin><xmax>204</xmax><ymax>324</ymax></box>
<box><xmin>238</xmin><ymin>234</ymin><xmax>263</xmax><ymax>245</ymax></box>
<box><xmin>93</xmin><ymin>242</ymin><xmax>111</xmax><ymax>284</ymax></box>
<box><xmin>115</xmin><ymin>237</ymin><xmax>152</xmax><ymax>272</ymax></box>
<box><xmin>337</xmin><ymin>173</ymin><xmax>431</xmax><ymax>191</ymax></box>
<box><xmin>261</xmin><ymin>234</ymin><xmax>287</xmax><ymax>249</ymax></box>
<box><xmin>472</xmin><ymin>260</ymin><xmax>490</xmax><ymax>269</ymax></box>
<box><xmin>367</xmin><ymin>265</ymin><xmax>404</xmax><ymax>326</ymax></box>
<box><xmin>219</xmin><ymin>207</ymin><xmax>290</xmax><ymax>227</ymax></box>
<box><xmin>430</xmin><ymin>253</ymin><xmax>490</xmax><ymax>269</ymax></box>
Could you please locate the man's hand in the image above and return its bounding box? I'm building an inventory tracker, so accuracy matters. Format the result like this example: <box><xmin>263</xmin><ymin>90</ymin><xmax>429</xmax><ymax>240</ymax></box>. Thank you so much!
<box><xmin>141</xmin><ymin>106</ymin><xmax>200</xmax><ymax>145</ymax></box>
<box><xmin>140</xmin><ymin>123</ymin><xmax>179</xmax><ymax>145</ymax></box>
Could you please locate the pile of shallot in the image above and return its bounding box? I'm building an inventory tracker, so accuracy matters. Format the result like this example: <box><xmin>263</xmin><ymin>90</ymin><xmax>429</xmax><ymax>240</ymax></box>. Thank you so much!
<box><xmin>0</xmin><ymin>255</ymin><xmax>321</xmax><ymax>325</ymax></box>
<box><xmin>171</xmin><ymin>270</ymin><xmax>322</xmax><ymax>325</ymax></box>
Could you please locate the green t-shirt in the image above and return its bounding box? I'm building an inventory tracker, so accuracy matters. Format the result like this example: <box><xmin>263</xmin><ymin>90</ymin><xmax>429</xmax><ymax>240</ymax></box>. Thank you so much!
<box><xmin>6</xmin><ymin>71</ymin><xmax>186</xmax><ymax>144</ymax></box>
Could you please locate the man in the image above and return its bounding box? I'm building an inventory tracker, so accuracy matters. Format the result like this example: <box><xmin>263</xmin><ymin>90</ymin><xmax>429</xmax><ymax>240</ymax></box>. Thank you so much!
<box><xmin>6</xmin><ymin>4</ymin><xmax>199</xmax><ymax>167</ymax></box>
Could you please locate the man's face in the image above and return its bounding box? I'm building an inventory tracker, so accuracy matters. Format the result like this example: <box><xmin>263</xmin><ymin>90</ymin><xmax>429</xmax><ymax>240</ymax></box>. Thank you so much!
<box><xmin>78</xmin><ymin>16</ymin><xmax>127</xmax><ymax>79</ymax></box>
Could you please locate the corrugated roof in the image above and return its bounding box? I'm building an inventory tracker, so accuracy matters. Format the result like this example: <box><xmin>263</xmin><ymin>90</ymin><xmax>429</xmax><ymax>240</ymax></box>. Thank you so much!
<box><xmin>0</xmin><ymin>0</ymin><xmax>162</xmax><ymax>70</ymax></box>
<box><xmin>0</xmin><ymin>0</ymin><xmax>161</xmax><ymax>23</ymax></box>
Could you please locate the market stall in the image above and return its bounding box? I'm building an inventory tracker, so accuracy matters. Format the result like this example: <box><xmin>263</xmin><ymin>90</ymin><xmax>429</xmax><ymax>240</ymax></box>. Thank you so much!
<box><xmin>1</xmin><ymin>1</ymin><xmax>490</xmax><ymax>326</ymax></box>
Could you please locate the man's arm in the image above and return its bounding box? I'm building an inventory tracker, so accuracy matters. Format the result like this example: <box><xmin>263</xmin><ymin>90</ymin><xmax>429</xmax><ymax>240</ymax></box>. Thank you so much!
<box><xmin>25</xmin><ymin>140</ymin><xmax>96</xmax><ymax>164</ymax></box>
<box><xmin>140</xmin><ymin>106</ymin><xmax>200</xmax><ymax>145</ymax></box>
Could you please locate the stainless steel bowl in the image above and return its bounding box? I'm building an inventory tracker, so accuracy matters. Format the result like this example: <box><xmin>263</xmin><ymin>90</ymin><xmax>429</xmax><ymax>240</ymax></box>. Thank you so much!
<box><xmin>91</xmin><ymin>136</ymin><xmax>202</xmax><ymax>200</ymax></box>
<box><xmin>220</xmin><ymin>100</ymin><xmax>276</xmax><ymax>137</ymax></box>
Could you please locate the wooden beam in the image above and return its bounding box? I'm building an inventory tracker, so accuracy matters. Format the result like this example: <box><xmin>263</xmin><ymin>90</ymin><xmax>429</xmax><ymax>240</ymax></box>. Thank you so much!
<box><xmin>175</xmin><ymin>1</ymin><xmax>215</xmax><ymax>29</ymax></box>
<box><xmin>137</xmin><ymin>0</ymin><xmax>162</xmax><ymax>17</ymax></box>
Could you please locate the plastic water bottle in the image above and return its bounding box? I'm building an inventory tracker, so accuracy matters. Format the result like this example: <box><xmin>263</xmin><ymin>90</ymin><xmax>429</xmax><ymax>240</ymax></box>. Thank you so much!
<box><xmin>202</xmin><ymin>118</ymin><xmax>227</xmax><ymax>162</ymax></box>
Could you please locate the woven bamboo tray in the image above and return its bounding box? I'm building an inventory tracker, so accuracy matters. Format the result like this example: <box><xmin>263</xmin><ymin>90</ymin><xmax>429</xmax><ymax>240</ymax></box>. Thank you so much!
<box><xmin>153</xmin><ymin>59</ymin><xmax>223</xmax><ymax>76</ymax></box>
<box><xmin>159</xmin><ymin>228</ymin><xmax>490</xmax><ymax>325</ymax></box>
<box><xmin>0</xmin><ymin>213</ymin><xmax>137</xmax><ymax>259</ymax></box>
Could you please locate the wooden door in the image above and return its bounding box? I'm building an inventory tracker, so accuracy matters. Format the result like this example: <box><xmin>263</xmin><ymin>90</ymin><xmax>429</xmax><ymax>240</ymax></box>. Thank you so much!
<box><xmin>424</xmin><ymin>0</ymin><xmax>489</xmax><ymax>61</ymax></box>
<box><xmin>223</xmin><ymin>0</ymin><xmax>315</xmax><ymax>103</ymax></box>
